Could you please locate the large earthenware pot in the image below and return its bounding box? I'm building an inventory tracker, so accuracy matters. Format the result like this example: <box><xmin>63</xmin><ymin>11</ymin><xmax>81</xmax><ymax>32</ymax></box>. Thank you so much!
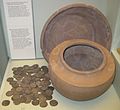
<box><xmin>49</xmin><ymin>39</ymin><xmax>115</xmax><ymax>100</ymax></box>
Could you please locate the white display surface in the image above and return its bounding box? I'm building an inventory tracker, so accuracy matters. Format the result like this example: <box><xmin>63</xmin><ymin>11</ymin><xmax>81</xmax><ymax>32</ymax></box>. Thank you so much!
<box><xmin>3</xmin><ymin>0</ymin><xmax>35</xmax><ymax>59</ymax></box>
<box><xmin>0</xmin><ymin>59</ymin><xmax>120</xmax><ymax>110</ymax></box>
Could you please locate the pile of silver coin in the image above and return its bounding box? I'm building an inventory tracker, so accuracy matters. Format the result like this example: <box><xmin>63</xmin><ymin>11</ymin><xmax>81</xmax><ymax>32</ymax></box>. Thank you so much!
<box><xmin>2</xmin><ymin>64</ymin><xmax>58</xmax><ymax>107</ymax></box>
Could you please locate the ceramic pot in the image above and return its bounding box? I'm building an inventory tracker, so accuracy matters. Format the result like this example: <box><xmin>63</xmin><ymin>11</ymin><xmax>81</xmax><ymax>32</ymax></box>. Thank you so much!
<box><xmin>49</xmin><ymin>39</ymin><xmax>115</xmax><ymax>100</ymax></box>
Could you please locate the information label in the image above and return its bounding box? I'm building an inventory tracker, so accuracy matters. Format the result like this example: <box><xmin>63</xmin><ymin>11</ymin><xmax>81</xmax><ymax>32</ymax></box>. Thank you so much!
<box><xmin>3</xmin><ymin>0</ymin><xmax>35</xmax><ymax>59</ymax></box>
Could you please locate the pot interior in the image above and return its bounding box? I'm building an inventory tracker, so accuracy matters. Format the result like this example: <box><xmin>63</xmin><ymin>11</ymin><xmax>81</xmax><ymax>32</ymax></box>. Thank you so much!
<box><xmin>63</xmin><ymin>44</ymin><xmax>104</xmax><ymax>71</ymax></box>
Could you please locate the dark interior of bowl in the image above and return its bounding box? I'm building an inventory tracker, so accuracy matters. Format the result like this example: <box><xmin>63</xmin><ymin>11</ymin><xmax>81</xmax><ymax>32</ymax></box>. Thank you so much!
<box><xmin>63</xmin><ymin>44</ymin><xmax>104</xmax><ymax>71</ymax></box>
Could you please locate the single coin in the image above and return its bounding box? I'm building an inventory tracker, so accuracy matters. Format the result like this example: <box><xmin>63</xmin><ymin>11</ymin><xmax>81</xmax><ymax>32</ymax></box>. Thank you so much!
<box><xmin>17</xmin><ymin>67</ymin><xmax>23</xmax><ymax>71</ymax></box>
<box><xmin>44</xmin><ymin>74</ymin><xmax>50</xmax><ymax>80</ymax></box>
<box><xmin>33</xmin><ymin>93</ymin><xmax>39</xmax><ymax>99</ymax></box>
<box><xmin>24</xmin><ymin>88</ymin><xmax>31</xmax><ymax>95</ymax></box>
<box><xmin>31</xmin><ymin>64</ymin><xmax>39</xmax><ymax>69</ymax></box>
<box><xmin>49</xmin><ymin>100</ymin><xmax>58</xmax><ymax>106</ymax></box>
<box><xmin>38</xmin><ymin>94</ymin><xmax>46</xmax><ymax>102</ymax></box>
<box><xmin>13</xmin><ymin>99</ymin><xmax>21</xmax><ymax>105</ymax></box>
<box><xmin>16</xmin><ymin>86</ymin><xmax>23</xmax><ymax>92</ymax></box>
<box><xmin>12</xmin><ymin>67</ymin><xmax>18</xmax><ymax>71</ymax></box>
<box><xmin>36</xmin><ymin>81</ymin><xmax>41</xmax><ymax>86</ymax></box>
<box><xmin>32</xmin><ymin>100</ymin><xmax>39</xmax><ymax>106</ymax></box>
<box><xmin>12</xmin><ymin>90</ymin><xmax>20</xmax><ymax>95</ymax></box>
<box><xmin>11</xmin><ymin>82</ymin><xmax>19</xmax><ymax>88</ymax></box>
<box><xmin>31</xmin><ymin>94</ymin><xmax>37</xmax><ymax>101</ymax></box>
<box><xmin>40</xmin><ymin>66</ymin><xmax>48</xmax><ymax>74</ymax></box>
<box><xmin>13</xmin><ymin>75</ymin><xmax>23</xmax><ymax>81</ymax></box>
<box><xmin>35</xmin><ymin>73</ymin><xmax>43</xmax><ymax>78</ymax></box>
<box><xmin>35</xmin><ymin>77</ymin><xmax>40</xmax><ymax>81</ymax></box>
<box><xmin>25</xmin><ymin>95</ymin><xmax>31</xmax><ymax>104</ymax></box>
<box><xmin>13</xmin><ymin>71</ymin><xmax>20</xmax><ymax>75</ymax></box>
<box><xmin>9</xmin><ymin>81</ymin><xmax>17</xmax><ymax>85</ymax></box>
<box><xmin>41</xmin><ymin>85</ymin><xmax>48</xmax><ymax>91</ymax></box>
<box><xmin>45</xmin><ymin>89</ymin><xmax>53</xmax><ymax>96</ymax></box>
<box><xmin>46</xmin><ymin>95</ymin><xmax>53</xmax><ymax>100</ymax></box>
<box><xmin>40</xmin><ymin>101</ymin><xmax>48</xmax><ymax>108</ymax></box>
<box><xmin>23</xmin><ymin>65</ymin><xmax>30</xmax><ymax>70</ymax></box>
<box><xmin>21</xmin><ymin>83</ymin><xmax>28</xmax><ymax>88</ymax></box>
<box><xmin>22</xmin><ymin>77</ymin><xmax>31</xmax><ymax>84</ymax></box>
<box><xmin>30</xmin><ymin>82</ymin><xmax>36</xmax><ymax>88</ymax></box>
<box><xmin>11</xmin><ymin>88</ymin><xmax>16</xmax><ymax>92</ymax></box>
<box><xmin>12</xmin><ymin>94</ymin><xmax>20</xmax><ymax>100</ymax></box>
<box><xmin>37</xmin><ymin>71</ymin><xmax>45</xmax><ymax>75</ymax></box>
<box><xmin>7</xmin><ymin>77</ymin><xmax>14</xmax><ymax>82</ymax></box>
<box><xmin>48</xmin><ymin>86</ymin><xmax>54</xmax><ymax>91</ymax></box>
<box><xmin>2</xmin><ymin>100</ymin><xmax>10</xmax><ymax>106</ymax></box>
<box><xmin>20</xmin><ymin>95</ymin><xmax>27</xmax><ymax>103</ymax></box>
<box><xmin>31</xmin><ymin>88</ymin><xmax>39</xmax><ymax>94</ymax></box>
<box><xmin>6</xmin><ymin>91</ymin><xmax>13</xmax><ymax>97</ymax></box>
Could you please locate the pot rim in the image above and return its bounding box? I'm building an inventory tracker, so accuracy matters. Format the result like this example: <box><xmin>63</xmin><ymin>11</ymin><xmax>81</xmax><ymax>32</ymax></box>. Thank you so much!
<box><xmin>60</xmin><ymin>39</ymin><xmax>106</xmax><ymax>74</ymax></box>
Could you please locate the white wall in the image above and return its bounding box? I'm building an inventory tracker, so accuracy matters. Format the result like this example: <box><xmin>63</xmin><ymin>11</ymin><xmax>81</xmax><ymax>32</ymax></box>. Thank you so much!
<box><xmin>0</xmin><ymin>8</ymin><xmax>8</xmax><ymax>86</ymax></box>
<box><xmin>111</xmin><ymin>3</ymin><xmax>120</xmax><ymax>49</ymax></box>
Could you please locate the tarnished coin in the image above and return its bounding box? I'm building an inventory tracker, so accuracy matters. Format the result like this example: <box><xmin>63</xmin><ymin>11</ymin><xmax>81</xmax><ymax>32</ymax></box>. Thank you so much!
<box><xmin>45</xmin><ymin>89</ymin><xmax>53</xmax><ymax>96</ymax></box>
<box><xmin>17</xmin><ymin>67</ymin><xmax>23</xmax><ymax>72</ymax></box>
<box><xmin>9</xmin><ymin>81</ymin><xmax>19</xmax><ymax>88</ymax></box>
<box><xmin>50</xmin><ymin>100</ymin><xmax>58</xmax><ymax>106</ymax></box>
<box><xmin>30</xmin><ymin>82</ymin><xmax>36</xmax><ymax>88</ymax></box>
<box><xmin>6</xmin><ymin>91</ymin><xmax>13</xmax><ymax>97</ymax></box>
<box><xmin>31</xmin><ymin>88</ymin><xmax>39</xmax><ymax>94</ymax></box>
<box><xmin>33</xmin><ymin>93</ymin><xmax>39</xmax><ymax>98</ymax></box>
<box><xmin>31</xmin><ymin>64</ymin><xmax>39</xmax><ymax>69</ymax></box>
<box><xmin>11</xmin><ymin>87</ymin><xmax>16</xmax><ymax>91</ymax></box>
<box><xmin>24</xmin><ymin>88</ymin><xmax>31</xmax><ymax>95</ymax></box>
<box><xmin>36</xmin><ymin>81</ymin><xmax>41</xmax><ymax>86</ymax></box>
<box><xmin>41</xmin><ymin>85</ymin><xmax>48</xmax><ymax>91</ymax></box>
<box><xmin>21</xmin><ymin>83</ymin><xmax>28</xmax><ymax>88</ymax></box>
<box><xmin>11</xmin><ymin>82</ymin><xmax>19</xmax><ymax>88</ymax></box>
<box><xmin>12</xmin><ymin>90</ymin><xmax>20</xmax><ymax>95</ymax></box>
<box><xmin>25</xmin><ymin>95</ymin><xmax>31</xmax><ymax>104</ymax></box>
<box><xmin>46</xmin><ymin>95</ymin><xmax>53</xmax><ymax>100</ymax></box>
<box><xmin>9</xmin><ymin>81</ymin><xmax>17</xmax><ymax>85</ymax></box>
<box><xmin>12</xmin><ymin>67</ymin><xmax>18</xmax><ymax>71</ymax></box>
<box><xmin>35</xmin><ymin>73</ymin><xmax>43</xmax><ymax>78</ymax></box>
<box><xmin>38</xmin><ymin>94</ymin><xmax>46</xmax><ymax>102</ymax></box>
<box><xmin>20</xmin><ymin>95</ymin><xmax>27</xmax><ymax>103</ymax></box>
<box><xmin>48</xmin><ymin>86</ymin><xmax>54</xmax><ymax>91</ymax></box>
<box><xmin>22</xmin><ymin>76</ymin><xmax>31</xmax><ymax>84</ymax></box>
<box><xmin>40</xmin><ymin>101</ymin><xmax>48</xmax><ymax>108</ymax></box>
<box><xmin>23</xmin><ymin>65</ymin><xmax>29</xmax><ymax>70</ymax></box>
<box><xmin>31</xmin><ymin>94</ymin><xmax>37</xmax><ymax>101</ymax></box>
<box><xmin>44</xmin><ymin>74</ymin><xmax>50</xmax><ymax>80</ymax></box>
<box><xmin>11</xmin><ymin>94</ymin><xmax>20</xmax><ymax>100</ymax></box>
<box><xmin>32</xmin><ymin>100</ymin><xmax>39</xmax><ymax>106</ymax></box>
<box><xmin>40</xmin><ymin>66</ymin><xmax>48</xmax><ymax>74</ymax></box>
<box><xmin>13</xmin><ymin>99</ymin><xmax>21</xmax><ymax>105</ymax></box>
<box><xmin>16</xmin><ymin>86</ymin><xmax>23</xmax><ymax>92</ymax></box>
<box><xmin>13</xmin><ymin>75</ymin><xmax>23</xmax><ymax>81</ymax></box>
<box><xmin>44</xmin><ymin>80</ymin><xmax>51</xmax><ymax>86</ymax></box>
<box><xmin>7</xmin><ymin>77</ymin><xmax>14</xmax><ymax>82</ymax></box>
<box><xmin>2</xmin><ymin>100</ymin><xmax>10</xmax><ymax>106</ymax></box>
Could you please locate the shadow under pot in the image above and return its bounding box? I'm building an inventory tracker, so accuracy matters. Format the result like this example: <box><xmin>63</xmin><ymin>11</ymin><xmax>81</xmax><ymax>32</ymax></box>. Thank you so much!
<box><xmin>49</xmin><ymin>39</ymin><xmax>115</xmax><ymax>100</ymax></box>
